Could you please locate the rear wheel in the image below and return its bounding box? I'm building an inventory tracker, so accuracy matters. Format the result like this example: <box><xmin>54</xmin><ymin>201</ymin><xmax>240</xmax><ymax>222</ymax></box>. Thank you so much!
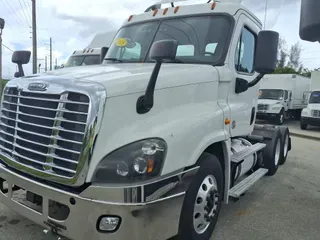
<box><xmin>279</xmin><ymin>127</ymin><xmax>290</xmax><ymax>165</ymax></box>
<box><xmin>177</xmin><ymin>153</ymin><xmax>223</xmax><ymax>240</ymax></box>
<box><xmin>252</xmin><ymin>125</ymin><xmax>282</xmax><ymax>176</ymax></box>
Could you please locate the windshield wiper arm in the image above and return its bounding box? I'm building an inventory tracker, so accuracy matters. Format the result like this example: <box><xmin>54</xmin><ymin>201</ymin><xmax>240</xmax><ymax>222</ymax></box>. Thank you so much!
<box><xmin>104</xmin><ymin>58</ymin><xmax>123</xmax><ymax>63</ymax></box>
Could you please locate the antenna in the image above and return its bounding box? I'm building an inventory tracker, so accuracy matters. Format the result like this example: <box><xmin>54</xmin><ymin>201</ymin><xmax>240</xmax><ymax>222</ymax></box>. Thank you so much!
<box><xmin>263</xmin><ymin>0</ymin><xmax>268</xmax><ymax>30</ymax></box>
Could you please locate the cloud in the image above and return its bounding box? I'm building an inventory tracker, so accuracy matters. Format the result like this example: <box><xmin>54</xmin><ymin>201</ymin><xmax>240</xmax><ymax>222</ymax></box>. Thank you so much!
<box><xmin>1</xmin><ymin>0</ymin><xmax>320</xmax><ymax>79</ymax></box>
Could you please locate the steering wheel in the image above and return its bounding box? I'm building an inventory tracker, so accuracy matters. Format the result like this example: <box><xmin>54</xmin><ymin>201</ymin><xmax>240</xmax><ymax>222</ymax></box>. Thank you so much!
<box><xmin>205</xmin><ymin>52</ymin><xmax>214</xmax><ymax>56</ymax></box>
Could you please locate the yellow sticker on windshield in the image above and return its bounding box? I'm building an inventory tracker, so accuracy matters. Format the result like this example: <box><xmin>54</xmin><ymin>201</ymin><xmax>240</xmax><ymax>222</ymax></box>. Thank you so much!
<box><xmin>116</xmin><ymin>38</ymin><xmax>127</xmax><ymax>47</ymax></box>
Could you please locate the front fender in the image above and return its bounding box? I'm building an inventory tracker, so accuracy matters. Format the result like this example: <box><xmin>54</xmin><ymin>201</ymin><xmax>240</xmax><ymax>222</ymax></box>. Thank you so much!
<box><xmin>86</xmin><ymin>81</ymin><xmax>227</xmax><ymax>181</ymax></box>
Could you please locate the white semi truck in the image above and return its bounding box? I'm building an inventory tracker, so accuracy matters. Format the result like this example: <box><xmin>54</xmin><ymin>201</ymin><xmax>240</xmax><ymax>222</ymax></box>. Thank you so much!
<box><xmin>0</xmin><ymin>0</ymin><xmax>299</xmax><ymax>240</ymax></box>
<box><xmin>63</xmin><ymin>31</ymin><xmax>117</xmax><ymax>68</ymax></box>
<box><xmin>300</xmin><ymin>71</ymin><xmax>320</xmax><ymax>129</ymax></box>
<box><xmin>257</xmin><ymin>74</ymin><xmax>310</xmax><ymax>125</ymax></box>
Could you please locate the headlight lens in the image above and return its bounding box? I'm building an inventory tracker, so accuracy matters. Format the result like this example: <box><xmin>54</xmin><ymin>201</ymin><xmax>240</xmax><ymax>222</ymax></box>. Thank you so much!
<box><xmin>272</xmin><ymin>107</ymin><xmax>281</xmax><ymax>110</ymax></box>
<box><xmin>92</xmin><ymin>138</ymin><xmax>167</xmax><ymax>183</ymax></box>
<box><xmin>301</xmin><ymin>109</ymin><xmax>309</xmax><ymax>116</ymax></box>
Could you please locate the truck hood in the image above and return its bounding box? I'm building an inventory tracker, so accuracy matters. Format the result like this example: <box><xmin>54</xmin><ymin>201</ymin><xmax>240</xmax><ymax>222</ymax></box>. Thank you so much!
<box><xmin>258</xmin><ymin>99</ymin><xmax>282</xmax><ymax>105</ymax></box>
<box><xmin>21</xmin><ymin>63</ymin><xmax>219</xmax><ymax>97</ymax></box>
<box><xmin>307</xmin><ymin>103</ymin><xmax>320</xmax><ymax>110</ymax></box>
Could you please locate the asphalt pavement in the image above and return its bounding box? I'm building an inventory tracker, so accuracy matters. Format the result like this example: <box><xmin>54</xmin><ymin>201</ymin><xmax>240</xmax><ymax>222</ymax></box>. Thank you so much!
<box><xmin>0</xmin><ymin>136</ymin><xmax>319</xmax><ymax>240</ymax></box>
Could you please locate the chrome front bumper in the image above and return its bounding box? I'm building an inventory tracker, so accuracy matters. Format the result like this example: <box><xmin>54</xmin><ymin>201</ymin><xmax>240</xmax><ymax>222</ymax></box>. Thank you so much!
<box><xmin>0</xmin><ymin>164</ymin><xmax>197</xmax><ymax>240</ymax></box>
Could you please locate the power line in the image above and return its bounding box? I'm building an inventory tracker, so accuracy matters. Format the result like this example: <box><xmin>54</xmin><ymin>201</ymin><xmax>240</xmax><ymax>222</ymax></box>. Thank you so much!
<box><xmin>22</xmin><ymin>0</ymin><xmax>32</xmax><ymax>23</ymax></box>
<box><xmin>1</xmin><ymin>0</ymin><xmax>29</xmax><ymax>30</ymax></box>
<box><xmin>18</xmin><ymin>0</ymin><xmax>31</xmax><ymax>26</ymax></box>
<box><xmin>2</xmin><ymin>43</ymin><xmax>14</xmax><ymax>52</ymax></box>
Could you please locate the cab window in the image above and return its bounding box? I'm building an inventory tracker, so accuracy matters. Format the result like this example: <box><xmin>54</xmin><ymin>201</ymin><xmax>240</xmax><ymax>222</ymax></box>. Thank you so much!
<box><xmin>235</xmin><ymin>27</ymin><xmax>256</xmax><ymax>74</ymax></box>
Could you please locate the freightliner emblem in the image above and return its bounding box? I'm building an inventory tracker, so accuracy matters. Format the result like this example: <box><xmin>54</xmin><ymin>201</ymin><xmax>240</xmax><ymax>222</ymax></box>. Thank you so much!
<box><xmin>28</xmin><ymin>82</ymin><xmax>48</xmax><ymax>91</ymax></box>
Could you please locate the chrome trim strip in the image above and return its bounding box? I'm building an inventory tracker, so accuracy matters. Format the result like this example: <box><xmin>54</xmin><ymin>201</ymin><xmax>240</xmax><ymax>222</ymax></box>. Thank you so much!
<box><xmin>3</xmin><ymin>93</ymin><xmax>89</xmax><ymax>105</ymax></box>
<box><xmin>1</xmin><ymin>106</ymin><xmax>87</xmax><ymax>125</ymax></box>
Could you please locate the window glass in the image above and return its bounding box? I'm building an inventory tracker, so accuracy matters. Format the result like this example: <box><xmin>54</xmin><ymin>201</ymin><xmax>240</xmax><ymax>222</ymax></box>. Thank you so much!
<box><xmin>235</xmin><ymin>27</ymin><xmax>256</xmax><ymax>73</ymax></box>
<box><xmin>284</xmin><ymin>91</ymin><xmax>289</xmax><ymax>100</ymax></box>
<box><xmin>106</xmin><ymin>15</ymin><xmax>232</xmax><ymax>64</ymax></box>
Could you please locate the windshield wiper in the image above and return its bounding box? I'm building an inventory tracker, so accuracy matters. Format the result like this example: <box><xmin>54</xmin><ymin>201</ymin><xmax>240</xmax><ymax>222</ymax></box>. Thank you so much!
<box><xmin>104</xmin><ymin>58</ymin><xmax>124</xmax><ymax>63</ymax></box>
<box><xmin>164</xmin><ymin>59</ymin><xmax>184</xmax><ymax>63</ymax></box>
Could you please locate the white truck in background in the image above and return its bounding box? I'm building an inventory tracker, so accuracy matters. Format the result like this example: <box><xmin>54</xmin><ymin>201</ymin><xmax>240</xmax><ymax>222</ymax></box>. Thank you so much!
<box><xmin>62</xmin><ymin>31</ymin><xmax>118</xmax><ymax>68</ymax></box>
<box><xmin>0</xmin><ymin>1</ymin><xmax>294</xmax><ymax>240</ymax></box>
<box><xmin>64</xmin><ymin>47</ymin><xmax>109</xmax><ymax>68</ymax></box>
<box><xmin>257</xmin><ymin>74</ymin><xmax>310</xmax><ymax>125</ymax></box>
<box><xmin>300</xmin><ymin>71</ymin><xmax>320</xmax><ymax>129</ymax></box>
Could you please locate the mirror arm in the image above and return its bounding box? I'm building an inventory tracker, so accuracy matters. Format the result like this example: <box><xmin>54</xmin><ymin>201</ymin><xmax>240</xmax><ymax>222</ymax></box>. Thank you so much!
<box><xmin>136</xmin><ymin>60</ymin><xmax>163</xmax><ymax>114</ymax></box>
<box><xmin>248</xmin><ymin>73</ymin><xmax>265</xmax><ymax>88</ymax></box>
<box><xmin>18</xmin><ymin>64</ymin><xmax>25</xmax><ymax>77</ymax></box>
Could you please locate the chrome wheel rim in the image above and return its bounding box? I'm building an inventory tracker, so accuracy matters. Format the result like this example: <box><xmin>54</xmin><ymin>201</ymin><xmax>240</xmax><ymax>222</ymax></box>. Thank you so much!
<box><xmin>275</xmin><ymin>139</ymin><xmax>281</xmax><ymax>166</ymax></box>
<box><xmin>280</xmin><ymin>114</ymin><xmax>284</xmax><ymax>123</ymax></box>
<box><xmin>193</xmin><ymin>175</ymin><xmax>219</xmax><ymax>234</ymax></box>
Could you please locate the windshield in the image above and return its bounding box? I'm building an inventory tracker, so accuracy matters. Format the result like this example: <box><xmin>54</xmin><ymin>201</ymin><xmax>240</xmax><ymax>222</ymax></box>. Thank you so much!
<box><xmin>258</xmin><ymin>89</ymin><xmax>284</xmax><ymax>100</ymax></box>
<box><xmin>65</xmin><ymin>55</ymin><xmax>101</xmax><ymax>67</ymax></box>
<box><xmin>309</xmin><ymin>91</ymin><xmax>320</xmax><ymax>104</ymax></box>
<box><xmin>105</xmin><ymin>15</ymin><xmax>233</xmax><ymax>64</ymax></box>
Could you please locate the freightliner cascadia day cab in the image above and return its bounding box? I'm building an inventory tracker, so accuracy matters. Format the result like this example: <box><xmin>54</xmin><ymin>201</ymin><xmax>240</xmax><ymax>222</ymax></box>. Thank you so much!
<box><xmin>300</xmin><ymin>71</ymin><xmax>320</xmax><ymax>129</ymax></box>
<box><xmin>257</xmin><ymin>74</ymin><xmax>310</xmax><ymax>125</ymax></box>
<box><xmin>1</xmin><ymin>0</ymin><xmax>305</xmax><ymax>239</ymax></box>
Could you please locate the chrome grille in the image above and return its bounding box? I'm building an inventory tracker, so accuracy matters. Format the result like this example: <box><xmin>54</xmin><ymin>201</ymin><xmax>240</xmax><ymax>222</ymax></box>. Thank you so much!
<box><xmin>0</xmin><ymin>87</ymin><xmax>90</xmax><ymax>178</ymax></box>
<box><xmin>258</xmin><ymin>104</ymin><xmax>269</xmax><ymax>111</ymax></box>
<box><xmin>312</xmin><ymin>110</ymin><xmax>320</xmax><ymax>118</ymax></box>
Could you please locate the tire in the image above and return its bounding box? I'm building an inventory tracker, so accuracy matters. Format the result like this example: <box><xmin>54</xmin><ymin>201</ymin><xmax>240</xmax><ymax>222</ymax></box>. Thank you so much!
<box><xmin>262</xmin><ymin>130</ymin><xmax>282</xmax><ymax>176</ymax></box>
<box><xmin>278</xmin><ymin>127</ymin><xmax>290</xmax><ymax>165</ymax></box>
<box><xmin>276</xmin><ymin>109</ymin><xmax>285</xmax><ymax>125</ymax></box>
<box><xmin>177</xmin><ymin>153</ymin><xmax>223</xmax><ymax>240</ymax></box>
<box><xmin>300</xmin><ymin>121</ymin><xmax>308</xmax><ymax>130</ymax></box>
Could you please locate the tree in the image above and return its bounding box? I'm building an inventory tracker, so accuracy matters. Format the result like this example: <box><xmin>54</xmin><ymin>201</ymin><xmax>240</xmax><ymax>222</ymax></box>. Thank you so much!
<box><xmin>277</xmin><ymin>37</ymin><xmax>288</xmax><ymax>68</ymax></box>
<box><xmin>287</xmin><ymin>42</ymin><xmax>302</xmax><ymax>70</ymax></box>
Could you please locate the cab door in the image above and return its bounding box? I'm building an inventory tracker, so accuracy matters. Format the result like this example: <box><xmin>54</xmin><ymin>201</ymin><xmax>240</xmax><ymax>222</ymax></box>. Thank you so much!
<box><xmin>227</xmin><ymin>13</ymin><xmax>261</xmax><ymax>137</ymax></box>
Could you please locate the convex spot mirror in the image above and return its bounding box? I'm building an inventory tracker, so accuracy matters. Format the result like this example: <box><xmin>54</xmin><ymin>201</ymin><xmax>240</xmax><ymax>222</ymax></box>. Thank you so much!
<box><xmin>300</xmin><ymin>0</ymin><xmax>320</xmax><ymax>42</ymax></box>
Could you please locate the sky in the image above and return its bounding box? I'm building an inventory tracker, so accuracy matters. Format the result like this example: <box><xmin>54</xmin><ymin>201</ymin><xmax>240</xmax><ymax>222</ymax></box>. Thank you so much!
<box><xmin>1</xmin><ymin>0</ymin><xmax>320</xmax><ymax>79</ymax></box>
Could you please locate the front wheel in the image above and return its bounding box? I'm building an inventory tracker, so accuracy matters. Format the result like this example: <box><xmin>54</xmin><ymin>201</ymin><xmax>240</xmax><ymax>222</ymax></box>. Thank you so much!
<box><xmin>276</xmin><ymin>109</ymin><xmax>285</xmax><ymax>125</ymax></box>
<box><xmin>177</xmin><ymin>153</ymin><xmax>223</xmax><ymax>240</ymax></box>
<box><xmin>300</xmin><ymin>121</ymin><xmax>308</xmax><ymax>130</ymax></box>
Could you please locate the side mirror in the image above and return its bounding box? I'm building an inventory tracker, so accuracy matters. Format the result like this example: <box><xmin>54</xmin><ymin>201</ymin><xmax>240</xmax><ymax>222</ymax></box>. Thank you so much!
<box><xmin>100</xmin><ymin>47</ymin><xmax>109</xmax><ymax>63</ymax></box>
<box><xmin>300</xmin><ymin>0</ymin><xmax>320</xmax><ymax>42</ymax></box>
<box><xmin>254</xmin><ymin>30</ymin><xmax>279</xmax><ymax>74</ymax></box>
<box><xmin>11</xmin><ymin>50</ymin><xmax>31</xmax><ymax>77</ymax></box>
<box><xmin>136</xmin><ymin>40</ymin><xmax>178</xmax><ymax>114</ymax></box>
<box><xmin>0</xmin><ymin>18</ymin><xmax>5</xmax><ymax>29</ymax></box>
<box><xmin>149</xmin><ymin>39</ymin><xmax>178</xmax><ymax>62</ymax></box>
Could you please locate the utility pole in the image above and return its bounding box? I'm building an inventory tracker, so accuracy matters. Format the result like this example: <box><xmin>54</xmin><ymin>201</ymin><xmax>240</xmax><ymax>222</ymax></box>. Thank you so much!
<box><xmin>45</xmin><ymin>56</ymin><xmax>47</xmax><ymax>72</ymax></box>
<box><xmin>55</xmin><ymin>58</ymin><xmax>57</xmax><ymax>70</ymax></box>
<box><xmin>32</xmin><ymin>0</ymin><xmax>37</xmax><ymax>74</ymax></box>
<box><xmin>0</xmin><ymin>18</ymin><xmax>5</xmax><ymax>82</ymax></box>
<box><xmin>50</xmin><ymin>37</ymin><xmax>52</xmax><ymax>70</ymax></box>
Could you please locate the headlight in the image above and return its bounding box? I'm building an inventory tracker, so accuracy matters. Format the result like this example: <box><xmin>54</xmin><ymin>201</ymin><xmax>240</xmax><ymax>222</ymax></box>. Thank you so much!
<box><xmin>92</xmin><ymin>138</ymin><xmax>167</xmax><ymax>183</ymax></box>
<box><xmin>301</xmin><ymin>109</ymin><xmax>309</xmax><ymax>116</ymax></box>
<box><xmin>272</xmin><ymin>107</ymin><xmax>281</xmax><ymax>110</ymax></box>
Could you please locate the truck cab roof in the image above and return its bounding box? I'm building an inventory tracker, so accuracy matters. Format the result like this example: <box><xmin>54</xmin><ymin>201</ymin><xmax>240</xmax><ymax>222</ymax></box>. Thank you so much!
<box><xmin>124</xmin><ymin>0</ymin><xmax>262</xmax><ymax>28</ymax></box>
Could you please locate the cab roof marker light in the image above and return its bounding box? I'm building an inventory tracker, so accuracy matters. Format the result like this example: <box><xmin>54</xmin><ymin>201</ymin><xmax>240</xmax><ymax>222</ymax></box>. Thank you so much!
<box><xmin>163</xmin><ymin>8</ymin><xmax>168</xmax><ymax>15</ymax></box>
<box><xmin>128</xmin><ymin>15</ymin><xmax>133</xmax><ymax>22</ymax></box>
<box><xmin>174</xmin><ymin>6</ymin><xmax>179</xmax><ymax>13</ymax></box>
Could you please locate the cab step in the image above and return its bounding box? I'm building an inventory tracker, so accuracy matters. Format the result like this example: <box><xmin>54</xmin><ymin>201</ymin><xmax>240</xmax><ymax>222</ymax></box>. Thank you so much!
<box><xmin>231</xmin><ymin>143</ymin><xmax>266</xmax><ymax>163</ymax></box>
<box><xmin>229</xmin><ymin>168</ymin><xmax>268</xmax><ymax>199</ymax></box>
